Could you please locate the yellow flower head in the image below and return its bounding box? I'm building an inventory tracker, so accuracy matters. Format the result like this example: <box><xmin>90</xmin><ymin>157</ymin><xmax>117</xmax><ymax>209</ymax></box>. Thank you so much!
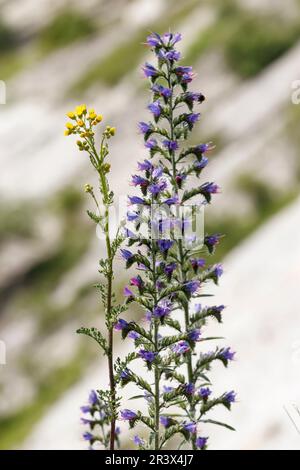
<box><xmin>67</xmin><ymin>111</ymin><xmax>75</xmax><ymax>119</ymax></box>
<box><xmin>75</xmin><ymin>104</ymin><xmax>87</xmax><ymax>117</ymax></box>
<box><xmin>88</xmin><ymin>109</ymin><xmax>97</xmax><ymax>120</ymax></box>
<box><xmin>66</xmin><ymin>122</ymin><xmax>74</xmax><ymax>130</ymax></box>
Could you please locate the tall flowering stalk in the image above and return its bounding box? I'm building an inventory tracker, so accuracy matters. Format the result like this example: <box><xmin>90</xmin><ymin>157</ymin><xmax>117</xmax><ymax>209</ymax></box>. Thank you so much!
<box><xmin>65</xmin><ymin>106</ymin><xmax>125</xmax><ymax>450</ymax></box>
<box><xmin>117</xmin><ymin>32</ymin><xmax>236</xmax><ymax>450</ymax></box>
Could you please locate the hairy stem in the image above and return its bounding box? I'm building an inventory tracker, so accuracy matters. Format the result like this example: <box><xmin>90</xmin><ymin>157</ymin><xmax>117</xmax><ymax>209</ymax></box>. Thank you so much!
<box><xmin>97</xmin><ymin>139</ymin><xmax>116</xmax><ymax>450</ymax></box>
<box><xmin>167</xmin><ymin>65</ymin><xmax>196</xmax><ymax>450</ymax></box>
<box><xmin>151</xmin><ymin>221</ymin><xmax>160</xmax><ymax>450</ymax></box>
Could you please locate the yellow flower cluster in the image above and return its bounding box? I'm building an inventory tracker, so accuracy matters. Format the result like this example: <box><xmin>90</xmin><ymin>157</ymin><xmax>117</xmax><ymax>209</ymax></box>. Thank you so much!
<box><xmin>64</xmin><ymin>104</ymin><xmax>103</xmax><ymax>137</ymax></box>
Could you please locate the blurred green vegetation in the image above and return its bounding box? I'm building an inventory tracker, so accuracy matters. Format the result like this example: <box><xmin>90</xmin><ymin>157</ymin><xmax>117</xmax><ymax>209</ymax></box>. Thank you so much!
<box><xmin>0</xmin><ymin>20</ymin><xmax>17</xmax><ymax>53</ymax></box>
<box><xmin>0</xmin><ymin>347</ymin><xmax>93</xmax><ymax>450</ymax></box>
<box><xmin>206</xmin><ymin>176</ymin><xmax>299</xmax><ymax>264</ymax></box>
<box><xmin>225</xmin><ymin>15</ymin><xmax>300</xmax><ymax>78</ymax></box>
<box><xmin>0</xmin><ymin>203</ymin><xmax>35</xmax><ymax>243</ymax></box>
<box><xmin>24</xmin><ymin>187</ymin><xmax>90</xmax><ymax>293</ymax></box>
<box><xmin>0</xmin><ymin>20</ymin><xmax>25</xmax><ymax>79</ymax></box>
<box><xmin>39</xmin><ymin>9</ymin><xmax>96</xmax><ymax>53</ymax></box>
<box><xmin>185</xmin><ymin>0</ymin><xmax>300</xmax><ymax>78</ymax></box>
<box><xmin>71</xmin><ymin>0</ymin><xmax>200</xmax><ymax>92</ymax></box>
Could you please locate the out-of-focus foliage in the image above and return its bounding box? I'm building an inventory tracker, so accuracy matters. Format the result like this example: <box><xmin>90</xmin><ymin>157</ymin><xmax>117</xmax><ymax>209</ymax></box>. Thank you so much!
<box><xmin>225</xmin><ymin>14</ymin><xmax>300</xmax><ymax>78</ymax></box>
<box><xmin>0</xmin><ymin>20</ymin><xmax>17</xmax><ymax>53</ymax></box>
<box><xmin>39</xmin><ymin>9</ymin><xmax>96</xmax><ymax>52</ymax></box>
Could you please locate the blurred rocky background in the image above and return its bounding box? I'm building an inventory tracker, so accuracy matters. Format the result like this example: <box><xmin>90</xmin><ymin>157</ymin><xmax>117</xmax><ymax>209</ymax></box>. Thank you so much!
<box><xmin>0</xmin><ymin>0</ymin><xmax>300</xmax><ymax>449</ymax></box>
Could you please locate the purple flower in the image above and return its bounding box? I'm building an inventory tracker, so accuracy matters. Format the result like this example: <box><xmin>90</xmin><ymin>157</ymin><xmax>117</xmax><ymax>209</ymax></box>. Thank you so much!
<box><xmin>80</xmin><ymin>405</ymin><xmax>91</xmax><ymax>414</ymax></box>
<box><xmin>83</xmin><ymin>432</ymin><xmax>93</xmax><ymax>441</ymax></box>
<box><xmin>184</xmin><ymin>280</ymin><xmax>200</xmax><ymax>294</ymax></box>
<box><xmin>123</xmin><ymin>286</ymin><xmax>134</xmax><ymax>297</ymax></box>
<box><xmin>163</xmin><ymin>385</ymin><xmax>174</xmax><ymax>393</ymax></box>
<box><xmin>148</xmin><ymin>100</ymin><xmax>162</xmax><ymax>118</ymax></box>
<box><xmin>153</xmin><ymin>300</ymin><xmax>172</xmax><ymax>319</ymax></box>
<box><xmin>184</xmin><ymin>383</ymin><xmax>195</xmax><ymax>395</ymax></box>
<box><xmin>194</xmin><ymin>157</ymin><xmax>208</xmax><ymax>170</ymax></box>
<box><xmin>190</xmin><ymin>258</ymin><xmax>205</xmax><ymax>271</ymax></box>
<box><xmin>184</xmin><ymin>422</ymin><xmax>197</xmax><ymax>434</ymax></box>
<box><xmin>194</xmin><ymin>303</ymin><xmax>202</xmax><ymax>313</ymax></box>
<box><xmin>201</xmin><ymin>182</ymin><xmax>220</xmax><ymax>194</ymax></box>
<box><xmin>160</xmin><ymin>416</ymin><xmax>170</xmax><ymax>427</ymax></box>
<box><xmin>173</xmin><ymin>341</ymin><xmax>190</xmax><ymax>355</ymax></box>
<box><xmin>114</xmin><ymin>318</ymin><xmax>128</xmax><ymax>330</ymax></box>
<box><xmin>175</xmin><ymin>66</ymin><xmax>194</xmax><ymax>83</ymax></box>
<box><xmin>142</xmin><ymin>62</ymin><xmax>159</xmax><ymax>78</ymax></box>
<box><xmin>121</xmin><ymin>409</ymin><xmax>137</xmax><ymax>421</ymax></box>
<box><xmin>144</xmin><ymin>391</ymin><xmax>153</xmax><ymax>402</ymax></box>
<box><xmin>225</xmin><ymin>391</ymin><xmax>236</xmax><ymax>403</ymax></box>
<box><xmin>81</xmin><ymin>417</ymin><xmax>92</xmax><ymax>425</ymax></box>
<box><xmin>159</xmin><ymin>49</ymin><xmax>181</xmax><ymax>61</ymax></box>
<box><xmin>204</xmin><ymin>234</ymin><xmax>221</xmax><ymax>251</ymax></box>
<box><xmin>196</xmin><ymin>437</ymin><xmax>208</xmax><ymax>449</ymax></box>
<box><xmin>128</xmin><ymin>195</ymin><xmax>145</xmax><ymax>205</ymax></box>
<box><xmin>185</xmin><ymin>91</ymin><xmax>205</xmax><ymax>105</ymax></box>
<box><xmin>195</xmin><ymin>142</ymin><xmax>214</xmax><ymax>154</ymax></box>
<box><xmin>149</xmin><ymin>179</ymin><xmax>167</xmax><ymax>195</ymax></box>
<box><xmin>221</xmin><ymin>347</ymin><xmax>235</xmax><ymax>361</ymax></box>
<box><xmin>163</xmin><ymin>196</ymin><xmax>179</xmax><ymax>206</ymax></box>
<box><xmin>130</xmin><ymin>276</ymin><xmax>143</xmax><ymax>288</ymax></box>
<box><xmin>213</xmin><ymin>305</ymin><xmax>225</xmax><ymax>314</ymax></box>
<box><xmin>175</xmin><ymin>173</ymin><xmax>187</xmax><ymax>187</ymax></box>
<box><xmin>188</xmin><ymin>329</ymin><xmax>201</xmax><ymax>341</ymax></box>
<box><xmin>199</xmin><ymin>387</ymin><xmax>212</xmax><ymax>399</ymax></box>
<box><xmin>88</xmin><ymin>390</ymin><xmax>98</xmax><ymax>405</ymax></box>
<box><xmin>121</xmin><ymin>368</ymin><xmax>131</xmax><ymax>379</ymax></box>
<box><xmin>164</xmin><ymin>262</ymin><xmax>177</xmax><ymax>277</ymax></box>
<box><xmin>213</xmin><ymin>263</ymin><xmax>223</xmax><ymax>278</ymax></box>
<box><xmin>163</xmin><ymin>32</ymin><xmax>182</xmax><ymax>46</ymax></box>
<box><xmin>146</xmin><ymin>33</ymin><xmax>161</xmax><ymax>47</ymax></box>
<box><xmin>131</xmin><ymin>175</ymin><xmax>148</xmax><ymax>187</ymax></box>
<box><xmin>171</xmin><ymin>32</ymin><xmax>182</xmax><ymax>45</ymax></box>
<box><xmin>139</xmin><ymin>349</ymin><xmax>157</xmax><ymax>363</ymax></box>
<box><xmin>152</xmin><ymin>166</ymin><xmax>163</xmax><ymax>178</ymax></box>
<box><xmin>163</xmin><ymin>139</ymin><xmax>179</xmax><ymax>151</ymax></box>
<box><xmin>133</xmin><ymin>435</ymin><xmax>145</xmax><ymax>446</ymax></box>
<box><xmin>124</xmin><ymin>228</ymin><xmax>137</xmax><ymax>239</ymax></box>
<box><xmin>137</xmin><ymin>263</ymin><xmax>147</xmax><ymax>271</ymax></box>
<box><xmin>157</xmin><ymin>239</ymin><xmax>174</xmax><ymax>252</ymax></box>
<box><xmin>152</xmin><ymin>84</ymin><xmax>172</xmax><ymax>99</ymax></box>
<box><xmin>127</xmin><ymin>211</ymin><xmax>139</xmax><ymax>221</ymax></box>
<box><xmin>186</xmin><ymin>113</ymin><xmax>200</xmax><ymax>125</ymax></box>
<box><xmin>145</xmin><ymin>139</ymin><xmax>158</xmax><ymax>150</ymax></box>
<box><xmin>128</xmin><ymin>330</ymin><xmax>140</xmax><ymax>340</ymax></box>
<box><xmin>138</xmin><ymin>121</ymin><xmax>151</xmax><ymax>134</ymax></box>
<box><xmin>138</xmin><ymin>159</ymin><xmax>153</xmax><ymax>171</ymax></box>
<box><xmin>120</xmin><ymin>249</ymin><xmax>133</xmax><ymax>261</ymax></box>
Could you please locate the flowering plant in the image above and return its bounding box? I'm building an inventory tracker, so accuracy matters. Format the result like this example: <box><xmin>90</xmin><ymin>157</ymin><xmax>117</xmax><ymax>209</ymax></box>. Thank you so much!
<box><xmin>65</xmin><ymin>106</ymin><xmax>125</xmax><ymax>450</ymax></box>
<box><xmin>65</xmin><ymin>32</ymin><xmax>236</xmax><ymax>451</ymax></box>
<box><xmin>115</xmin><ymin>32</ymin><xmax>236</xmax><ymax>450</ymax></box>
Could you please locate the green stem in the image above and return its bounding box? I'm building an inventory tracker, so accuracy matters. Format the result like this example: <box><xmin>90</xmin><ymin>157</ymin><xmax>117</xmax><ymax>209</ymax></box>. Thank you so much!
<box><xmin>167</xmin><ymin>64</ymin><xmax>196</xmax><ymax>450</ymax></box>
<box><xmin>95</xmin><ymin>137</ymin><xmax>116</xmax><ymax>450</ymax></box>
<box><xmin>151</xmin><ymin>231</ymin><xmax>160</xmax><ymax>450</ymax></box>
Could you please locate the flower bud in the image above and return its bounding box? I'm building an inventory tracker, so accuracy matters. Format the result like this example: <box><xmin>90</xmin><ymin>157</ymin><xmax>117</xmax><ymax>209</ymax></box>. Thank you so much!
<box><xmin>102</xmin><ymin>163</ymin><xmax>111</xmax><ymax>174</ymax></box>
<box><xmin>84</xmin><ymin>184</ymin><xmax>93</xmax><ymax>193</ymax></box>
